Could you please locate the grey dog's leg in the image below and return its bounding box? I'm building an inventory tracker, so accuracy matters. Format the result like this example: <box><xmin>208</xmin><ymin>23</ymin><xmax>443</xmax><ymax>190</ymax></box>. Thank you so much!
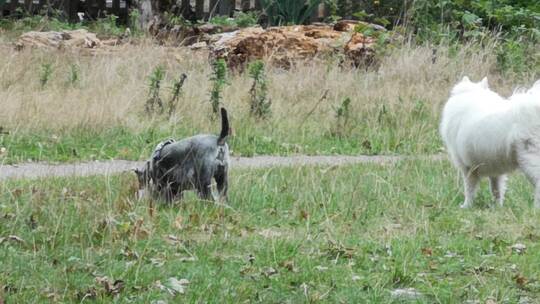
<box><xmin>489</xmin><ymin>175</ymin><xmax>507</xmax><ymax>207</ymax></box>
<box><xmin>215</xmin><ymin>166</ymin><xmax>228</xmax><ymax>201</ymax></box>
<box><xmin>160</xmin><ymin>185</ymin><xmax>175</xmax><ymax>204</ymax></box>
<box><xmin>196</xmin><ymin>167</ymin><xmax>214</xmax><ymax>201</ymax></box>
<box><xmin>197</xmin><ymin>182</ymin><xmax>213</xmax><ymax>201</ymax></box>
<box><xmin>460</xmin><ymin>168</ymin><xmax>479</xmax><ymax>208</ymax></box>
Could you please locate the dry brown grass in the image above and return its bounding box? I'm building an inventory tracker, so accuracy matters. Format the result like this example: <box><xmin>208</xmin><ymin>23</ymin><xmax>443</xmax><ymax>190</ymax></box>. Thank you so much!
<box><xmin>0</xmin><ymin>38</ymin><xmax>534</xmax><ymax>135</ymax></box>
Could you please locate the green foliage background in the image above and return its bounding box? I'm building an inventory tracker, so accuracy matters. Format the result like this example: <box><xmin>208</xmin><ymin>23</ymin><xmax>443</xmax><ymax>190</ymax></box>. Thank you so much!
<box><xmin>326</xmin><ymin>0</ymin><xmax>539</xmax><ymax>77</ymax></box>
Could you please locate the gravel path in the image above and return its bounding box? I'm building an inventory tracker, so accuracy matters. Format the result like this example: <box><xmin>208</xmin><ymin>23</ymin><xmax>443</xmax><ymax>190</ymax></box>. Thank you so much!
<box><xmin>0</xmin><ymin>155</ymin><xmax>446</xmax><ymax>180</ymax></box>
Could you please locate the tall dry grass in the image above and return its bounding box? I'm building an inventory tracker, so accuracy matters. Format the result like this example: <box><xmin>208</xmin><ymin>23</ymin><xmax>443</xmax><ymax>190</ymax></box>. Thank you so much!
<box><xmin>0</xmin><ymin>38</ymin><xmax>534</xmax><ymax>147</ymax></box>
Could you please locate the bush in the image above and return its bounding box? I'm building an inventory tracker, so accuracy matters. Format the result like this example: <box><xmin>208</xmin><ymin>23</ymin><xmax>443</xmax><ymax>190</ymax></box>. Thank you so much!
<box><xmin>248</xmin><ymin>60</ymin><xmax>271</xmax><ymax>119</ymax></box>
<box><xmin>259</xmin><ymin>0</ymin><xmax>323</xmax><ymax>25</ymax></box>
<box><xmin>235</xmin><ymin>11</ymin><xmax>259</xmax><ymax>28</ymax></box>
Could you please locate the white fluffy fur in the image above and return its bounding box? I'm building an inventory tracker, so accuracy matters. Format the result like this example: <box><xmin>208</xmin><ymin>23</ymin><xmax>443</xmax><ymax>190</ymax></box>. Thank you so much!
<box><xmin>440</xmin><ymin>76</ymin><xmax>540</xmax><ymax>208</ymax></box>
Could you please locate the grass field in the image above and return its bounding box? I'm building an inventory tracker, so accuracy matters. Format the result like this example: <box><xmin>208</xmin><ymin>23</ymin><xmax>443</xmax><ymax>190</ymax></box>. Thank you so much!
<box><xmin>2</xmin><ymin>160</ymin><xmax>540</xmax><ymax>303</ymax></box>
<box><xmin>1</xmin><ymin>37</ymin><xmax>535</xmax><ymax>164</ymax></box>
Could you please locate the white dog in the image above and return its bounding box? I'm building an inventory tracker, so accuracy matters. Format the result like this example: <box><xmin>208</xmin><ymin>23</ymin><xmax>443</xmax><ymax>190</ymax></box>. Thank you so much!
<box><xmin>440</xmin><ymin>76</ymin><xmax>540</xmax><ymax>208</ymax></box>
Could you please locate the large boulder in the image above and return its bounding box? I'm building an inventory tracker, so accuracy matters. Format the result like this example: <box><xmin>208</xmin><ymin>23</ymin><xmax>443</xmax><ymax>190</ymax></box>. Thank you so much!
<box><xmin>208</xmin><ymin>24</ymin><xmax>378</xmax><ymax>69</ymax></box>
<box><xmin>344</xmin><ymin>32</ymin><xmax>376</xmax><ymax>67</ymax></box>
<box><xmin>15</xmin><ymin>29</ymin><xmax>102</xmax><ymax>50</ymax></box>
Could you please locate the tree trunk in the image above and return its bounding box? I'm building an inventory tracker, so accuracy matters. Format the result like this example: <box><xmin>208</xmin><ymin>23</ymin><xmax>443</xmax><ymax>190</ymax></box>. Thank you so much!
<box><xmin>131</xmin><ymin>0</ymin><xmax>184</xmax><ymax>29</ymax></box>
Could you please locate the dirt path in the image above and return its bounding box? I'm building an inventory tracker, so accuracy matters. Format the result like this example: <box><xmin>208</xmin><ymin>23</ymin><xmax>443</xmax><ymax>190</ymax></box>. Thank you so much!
<box><xmin>0</xmin><ymin>155</ymin><xmax>446</xmax><ymax>180</ymax></box>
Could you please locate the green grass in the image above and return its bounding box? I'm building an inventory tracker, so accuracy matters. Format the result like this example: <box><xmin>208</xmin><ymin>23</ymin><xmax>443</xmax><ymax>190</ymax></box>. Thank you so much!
<box><xmin>1</xmin><ymin>160</ymin><xmax>540</xmax><ymax>302</ymax></box>
<box><xmin>0</xmin><ymin>113</ymin><xmax>442</xmax><ymax>164</ymax></box>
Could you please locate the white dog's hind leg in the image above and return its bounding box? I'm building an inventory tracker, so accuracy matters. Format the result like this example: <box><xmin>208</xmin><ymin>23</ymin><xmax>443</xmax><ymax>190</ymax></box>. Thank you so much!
<box><xmin>461</xmin><ymin>169</ymin><xmax>480</xmax><ymax>208</ymax></box>
<box><xmin>518</xmin><ymin>154</ymin><xmax>540</xmax><ymax>208</ymax></box>
<box><xmin>516</xmin><ymin>139</ymin><xmax>540</xmax><ymax>208</ymax></box>
<box><xmin>489</xmin><ymin>175</ymin><xmax>508</xmax><ymax>207</ymax></box>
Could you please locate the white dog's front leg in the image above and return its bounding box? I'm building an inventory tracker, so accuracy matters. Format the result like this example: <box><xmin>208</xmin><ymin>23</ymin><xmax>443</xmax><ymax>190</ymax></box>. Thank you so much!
<box><xmin>489</xmin><ymin>175</ymin><xmax>507</xmax><ymax>207</ymax></box>
<box><xmin>461</xmin><ymin>170</ymin><xmax>479</xmax><ymax>208</ymax></box>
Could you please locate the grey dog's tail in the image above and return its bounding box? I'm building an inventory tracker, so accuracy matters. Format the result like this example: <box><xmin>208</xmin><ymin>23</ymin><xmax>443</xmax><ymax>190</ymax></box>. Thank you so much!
<box><xmin>218</xmin><ymin>107</ymin><xmax>229</xmax><ymax>145</ymax></box>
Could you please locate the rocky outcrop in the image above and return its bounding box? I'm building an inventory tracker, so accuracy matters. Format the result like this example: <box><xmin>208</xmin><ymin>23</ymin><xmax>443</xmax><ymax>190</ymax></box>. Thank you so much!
<box><xmin>208</xmin><ymin>23</ymin><xmax>380</xmax><ymax>69</ymax></box>
<box><xmin>13</xmin><ymin>21</ymin><xmax>385</xmax><ymax>67</ymax></box>
<box><xmin>15</xmin><ymin>29</ymin><xmax>103</xmax><ymax>50</ymax></box>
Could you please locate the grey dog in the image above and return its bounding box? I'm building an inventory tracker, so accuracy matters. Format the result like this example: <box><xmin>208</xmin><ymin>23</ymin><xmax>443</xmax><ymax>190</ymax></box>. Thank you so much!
<box><xmin>135</xmin><ymin>108</ymin><xmax>230</xmax><ymax>202</ymax></box>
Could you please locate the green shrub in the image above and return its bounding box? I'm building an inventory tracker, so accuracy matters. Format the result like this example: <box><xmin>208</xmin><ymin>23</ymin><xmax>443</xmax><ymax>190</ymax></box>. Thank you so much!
<box><xmin>208</xmin><ymin>15</ymin><xmax>236</xmax><ymax>27</ymax></box>
<box><xmin>168</xmin><ymin>73</ymin><xmax>187</xmax><ymax>117</ymax></box>
<box><xmin>39</xmin><ymin>63</ymin><xmax>53</xmax><ymax>88</ymax></box>
<box><xmin>332</xmin><ymin>97</ymin><xmax>351</xmax><ymax>137</ymax></box>
<box><xmin>128</xmin><ymin>8</ymin><xmax>141</xmax><ymax>34</ymax></box>
<box><xmin>67</xmin><ymin>64</ymin><xmax>79</xmax><ymax>87</ymax></box>
<box><xmin>145</xmin><ymin>65</ymin><xmax>165</xmax><ymax>114</ymax></box>
<box><xmin>234</xmin><ymin>11</ymin><xmax>259</xmax><ymax>28</ymax></box>
<box><xmin>248</xmin><ymin>60</ymin><xmax>271</xmax><ymax>119</ymax></box>
<box><xmin>259</xmin><ymin>0</ymin><xmax>323</xmax><ymax>25</ymax></box>
<box><xmin>89</xmin><ymin>15</ymin><xmax>124</xmax><ymax>37</ymax></box>
<box><xmin>209</xmin><ymin>59</ymin><xmax>228</xmax><ymax>115</ymax></box>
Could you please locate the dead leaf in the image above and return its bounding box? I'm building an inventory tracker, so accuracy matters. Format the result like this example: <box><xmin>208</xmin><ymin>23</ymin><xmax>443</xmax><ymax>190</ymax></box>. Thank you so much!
<box><xmin>514</xmin><ymin>273</ymin><xmax>528</xmax><ymax>287</ymax></box>
<box><xmin>421</xmin><ymin>247</ymin><xmax>433</xmax><ymax>256</ymax></box>
<box><xmin>110</xmin><ymin>280</ymin><xmax>125</xmax><ymax>295</ymax></box>
<box><xmin>518</xmin><ymin>296</ymin><xmax>533</xmax><ymax>304</ymax></box>
<box><xmin>174</xmin><ymin>216</ymin><xmax>184</xmax><ymax>230</ymax></box>
<box><xmin>165</xmin><ymin>234</ymin><xmax>182</xmax><ymax>245</ymax></box>
<box><xmin>444</xmin><ymin>251</ymin><xmax>458</xmax><ymax>258</ymax></box>
<box><xmin>76</xmin><ymin>288</ymin><xmax>97</xmax><ymax>300</ymax></box>
<box><xmin>314</xmin><ymin>265</ymin><xmax>328</xmax><ymax>271</ymax></box>
<box><xmin>41</xmin><ymin>287</ymin><xmax>60</xmax><ymax>301</ymax></box>
<box><xmin>511</xmin><ymin>243</ymin><xmax>527</xmax><ymax>255</ymax></box>
<box><xmin>164</xmin><ymin>277</ymin><xmax>190</xmax><ymax>295</ymax></box>
<box><xmin>239</xmin><ymin>266</ymin><xmax>255</xmax><ymax>276</ymax></box>
<box><xmin>7</xmin><ymin>235</ymin><xmax>25</xmax><ymax>243</ymax></box>
<box><xmin>485</xmin><ymin>298</ymin><xmax>497</xmax><ymax>304</ymax></box>
<box><xmin>262</xmin><ymin>267</ymin><xmax>278</xmax><ymax>277</ymax></box>
<box><xmin>11</xmin><ymin>188</ymin><xmax>22</xmax><ymax>198</ymax></box>
<box><xmin>120</xmin><ymin>247</ymin><xmax>139</xmax><ymax>260</ymax></box>
<box><xmin>189</xmin><ymin>213</ymin><xmax>200</xmax><ymax>225</ymax></box>
<box><xmin>96</xmin><ymin>276</ymin><xmax>124</xmax><ymax>296</ymax></box>
<box><xmin>280</xmin><ymin>260</ymin><xmax>297</xmax><ymax>272</ymax></box>
<box><xmin>390</xmin><ymin>288</ymin><xmax>422</xmax><ymax>300</ymax></box>
<box><xmin>132</xmin><ymin>218</ymin><xmax>149</xmax><ymax>239</ymax></box>
<box><xmin>150</xmin><ymin>258</ymin><xmax>165</xmax><ymax>267</ymax></box>
<box><xmin>258</xmin><ymin>228</ymin><xmax>282</xmax><ymax>239</ymax></box>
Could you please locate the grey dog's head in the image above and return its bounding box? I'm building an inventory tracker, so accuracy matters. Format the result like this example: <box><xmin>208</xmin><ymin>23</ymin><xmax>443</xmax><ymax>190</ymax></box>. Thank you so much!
<box><xmin>133</xmin><ymin>161</ymin><xmax>153</xmax><ymax>200</ymax></box>
<box><xmin>133</xmin><ymin>160</ymin><xmax>152</xmax><ymax>189</ymax></box>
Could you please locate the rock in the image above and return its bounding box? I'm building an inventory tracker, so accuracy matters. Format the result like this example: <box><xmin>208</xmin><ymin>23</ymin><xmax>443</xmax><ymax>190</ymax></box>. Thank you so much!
<box><xmin>334</xmin><ymin>20</ymin><xmax>359</xmax><ymax>32</ymax></box>
<box><xmin>197</xmin><ymin>23</ymin><xmax>219</xmax><ymax>34</ymax></box>
<box><xmin>334</xmin><ymin>20</ymin><xmax>387</xmax><ymax>32</ymax></box>
<box><xmin>189</xmin><ymin>41</ymin><xmax>208</xmax><ymax>50</ymax></box>
<box><xmin>390</xmin><ymin>288</ymin><xmax>423</xmax><ymax>300</ymax></box>
<box><xmin>209</xmin><ymin>24</ymin><xmax>375</xmax><ymax>69</ymax></box>
<box><xmin>301</xmin><ymin>25</ymin><xmax>342</xmax><ymax>39</ymax></box>
<box><xmin>15</xmin><ymin>29</ymin><xmax>102</xmax><ymax>50</ymax></box>
<box><xmin>344</xmin><ymin>32</ymin><xmax>376</xmax><ymax>67</ymax></box>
